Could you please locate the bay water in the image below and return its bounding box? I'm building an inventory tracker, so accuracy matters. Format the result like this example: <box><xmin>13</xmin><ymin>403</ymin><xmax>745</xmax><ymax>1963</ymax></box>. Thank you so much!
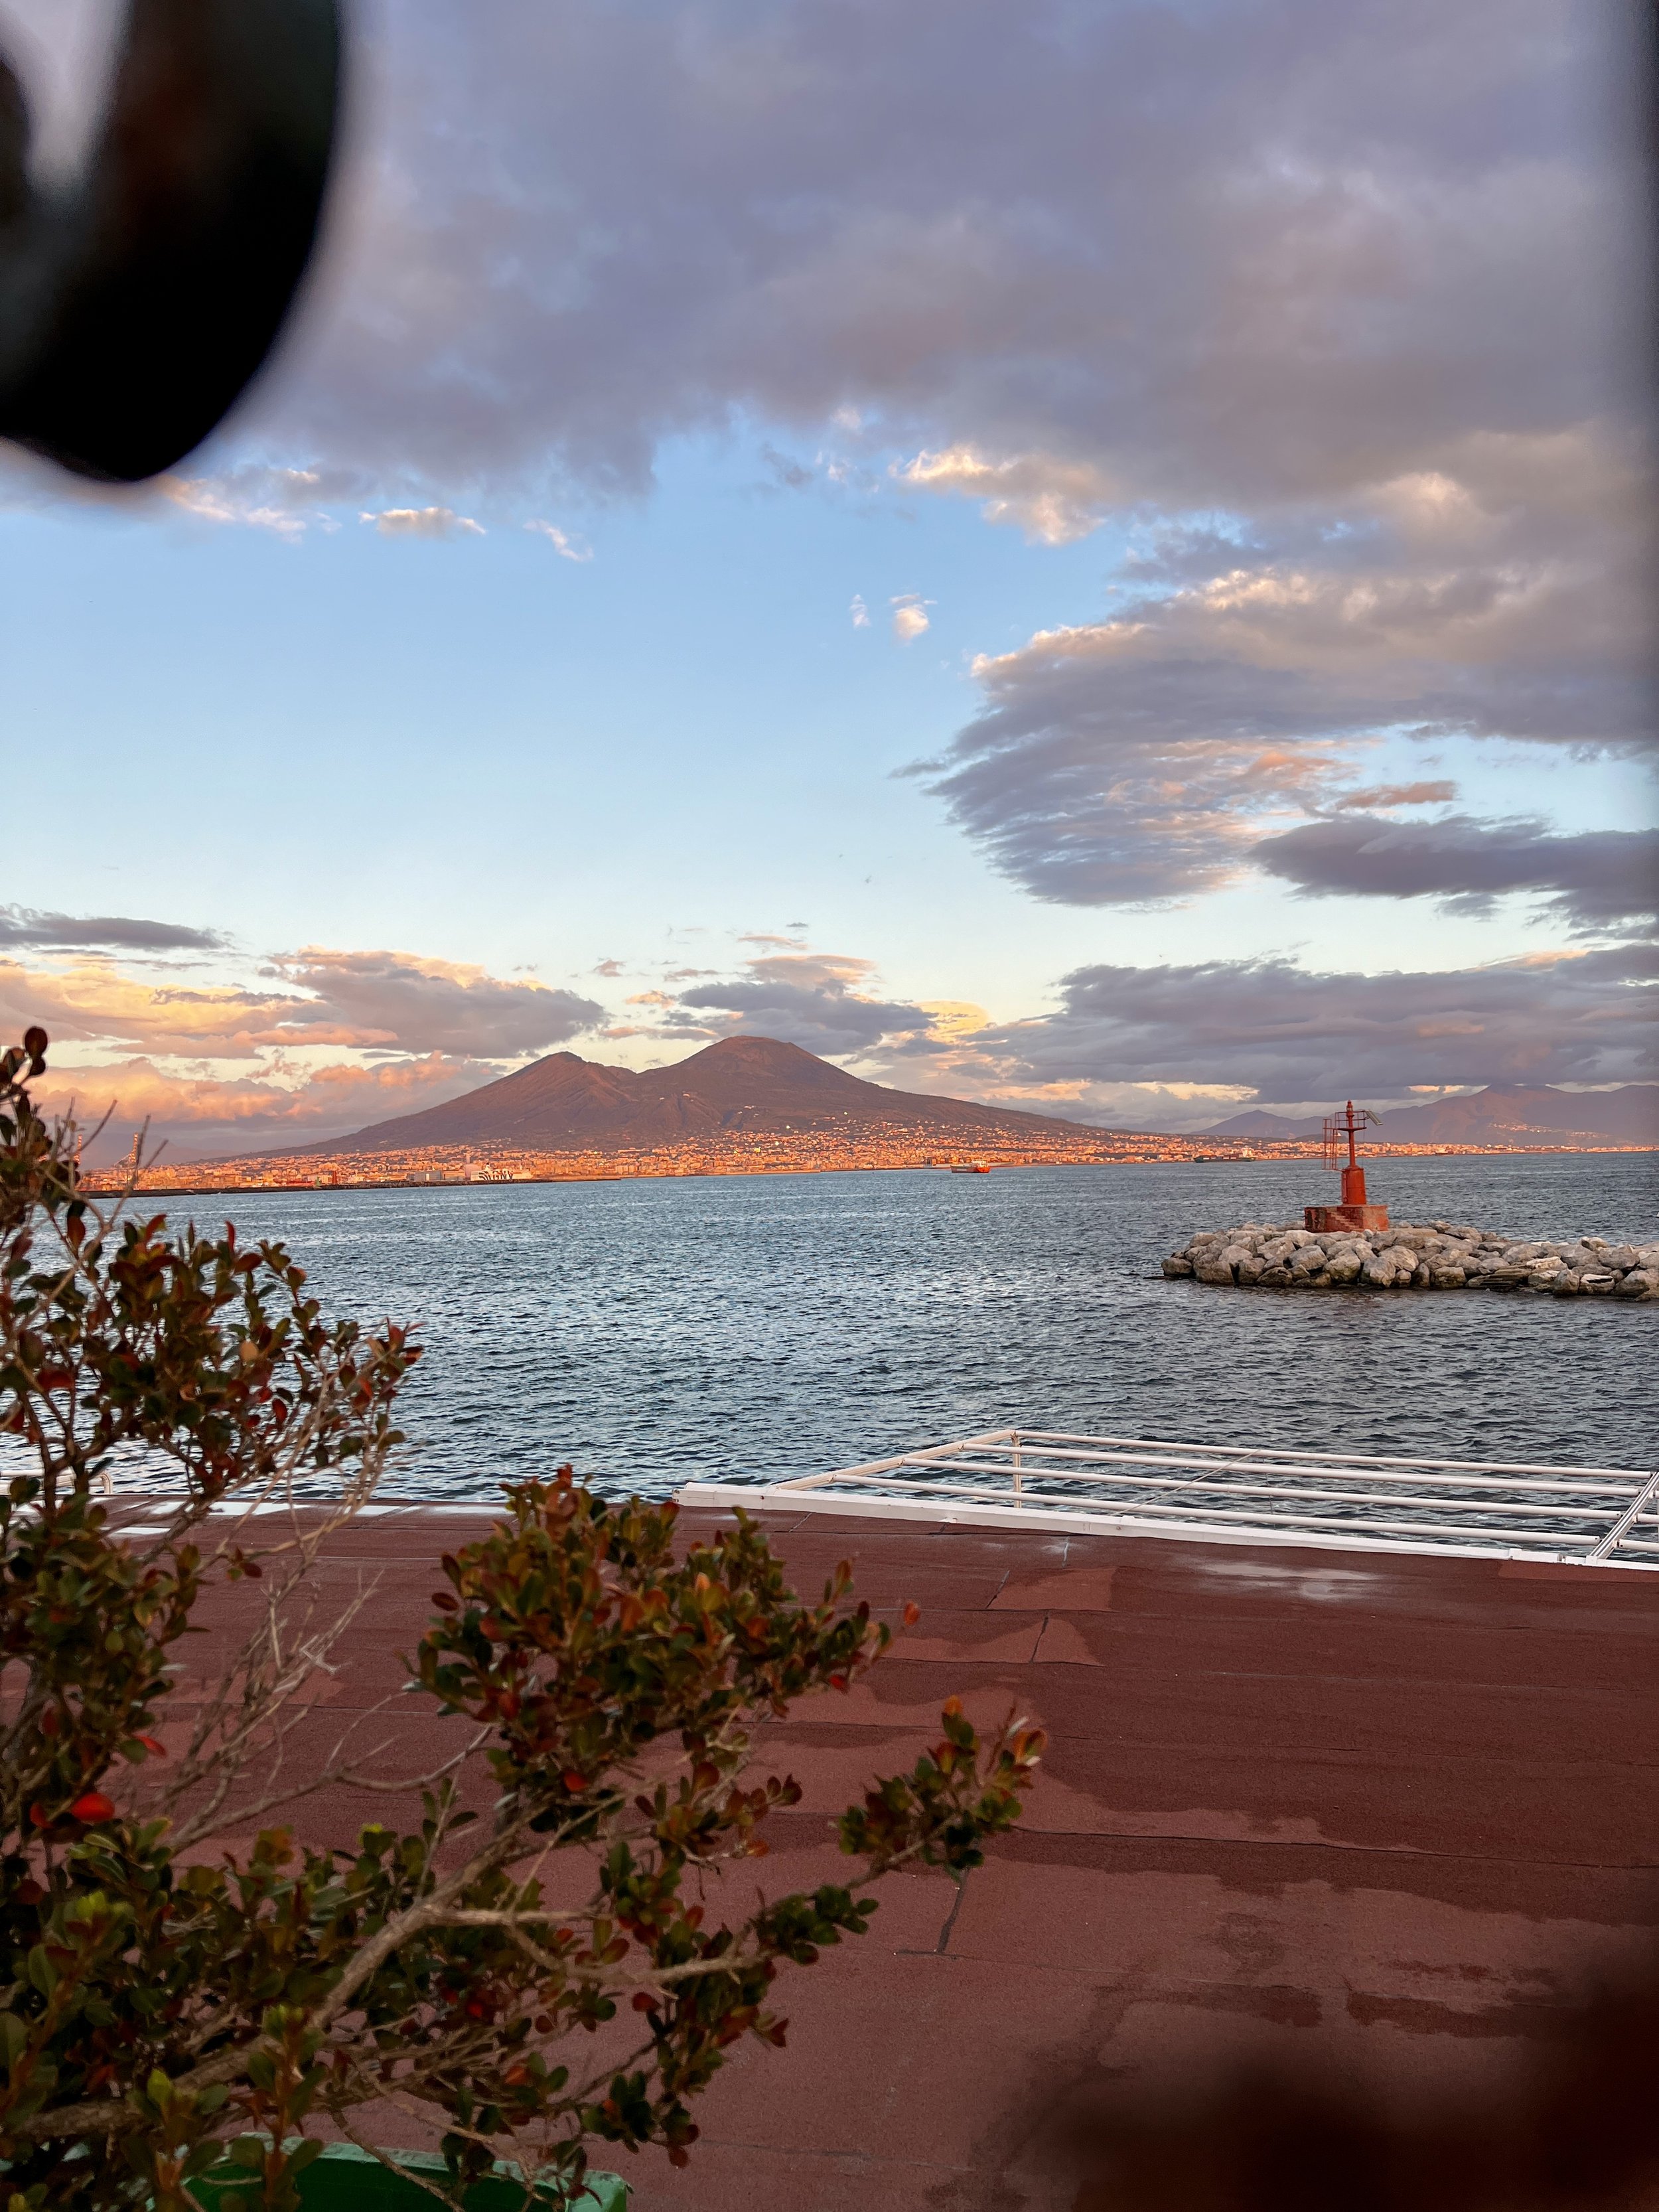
<box><xmin>187</xmin><ymin>1151</ymin><xmax>1658</xmax><ymax>1503</ymax></box>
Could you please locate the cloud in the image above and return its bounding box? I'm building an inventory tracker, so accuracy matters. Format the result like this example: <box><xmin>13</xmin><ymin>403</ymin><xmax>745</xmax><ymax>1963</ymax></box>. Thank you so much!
<box><xmin>896</xmin><ymin>944</ymin><xmax>1657</xmax><ymax>1112</ymax></box>
<box><xmin>1254</xmin><ymin>816</ymin><xmax>1659</xmax><ymax>934</ymax></box>
<box><xmin>895</xmin><ymin>447</ymin><xmax>1117</xmax><ymax>544</ymax></box>
<box><xmin>259</xmin><ymin>949</ymin><xmax>604</xmax><ymax>1056</ymax></box>
<box><xmin>1331</xmin><ymin>780</ymin><xmax>1459</xmax><ymax>811</ymax></box>
<box><xmin>195</xmin><ymin>0</ymin><xmax>1638</xmax><ymax>923</ymax></box>
<box><xmin>15</xmin><ymin>1</ymin><xmax>1641</xmax><ymax>528</ymax></box>
<box><xmin>917</xmin><ymin>418</ymin><xmax>1653</xmax><ymax>906</ymax></box>
<box><xmin>161</xmin><ymin>475</ymin><xmax>311</xmax><ymax>540</ymax></box>
<box><xmin>914</xmin><ymin>999</ymin><xmax>992</xmax><ymax>1042</ymax></box>
<box><xmin>0</xmin><ymin>907</ymin><xmax>223</xmax><ymax>954</ymax></box>
<box><xmin>916</xmin><ymin>619</ymin><xmax>1350</xmax><ymax>904</ymax></box>
<box><xmin>5</xmin><ymin>943</ymin><xmax>607</xmax><ymax>1161</ymax></box>
<box><xmin>93</xmin><ymin>0</ymin><xmax>1621</xmax><ymax>514</ymax></box>
<box><xmin>157</xmin><ymin>465</ymin><xmax>363</xmax><ymax>538</ymax></box>
<box><xmin>615</xmin><ymin>934</ymin><xmax>1657</xmax><ymax>1124</ymax></box>
<box><xmin>665</xmin><ymin>950</ymin><xmax>933</xmax><ymax>1056</ymax></box>
<box><xmin>0</xmin><ymin>960</ymin><xmax>289</xmax><ymax>1059</ymax></box>
<box><xmin>849</xmin><ymin>593</ymin><xmax>870</xmax><ymax>628</ymax></box>
<box><xmin>30</xmin><ymin>1055</ymin><xmax>493</xmax><ymax>1167</ymax></box>
<box><xmin>361</xmin><ymin>507</ymin><xmax>485</xmax><ymax>540</ymax></box>
<box><xmin>525</xmin><ymin>518</ymin><xmax>592</xmax><ymax>560</ymax></box>
<box><xmin>891</xmin><ymin>593</ymin><xmax>931</xmax><ymax>642</ymax></box>
<box><xmin>0</xmin><ymin>947</ymin><xmax>603</xmax><ymax>1063</ymax></box>
<box><xmin>759</xmin><ymin>443</ymin><xmax>812</xmax><ymax>489</ymax></box>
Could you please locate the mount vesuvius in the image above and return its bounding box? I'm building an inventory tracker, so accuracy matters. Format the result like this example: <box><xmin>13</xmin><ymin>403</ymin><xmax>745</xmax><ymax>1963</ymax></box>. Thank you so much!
<box><xmin>267</xmin><ymin>1037</ymin><xmax>1121</xmax><ymax>1157</ymax></box>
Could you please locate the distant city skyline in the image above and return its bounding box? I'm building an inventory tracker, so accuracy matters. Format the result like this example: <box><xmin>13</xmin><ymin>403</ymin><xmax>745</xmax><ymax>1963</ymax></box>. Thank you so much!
<box><xmin>2</xmin><ymin>0</ymin><xmax>1652</xmax><ymax>1158</ymax></box>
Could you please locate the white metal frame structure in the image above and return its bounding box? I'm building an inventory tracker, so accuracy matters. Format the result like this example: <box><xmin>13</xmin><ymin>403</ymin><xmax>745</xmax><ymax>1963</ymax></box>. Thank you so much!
<box><xmin>680</xmin><ymin>1430</ymin><xmax>1659</xmax><ymax>1570</ymax></box>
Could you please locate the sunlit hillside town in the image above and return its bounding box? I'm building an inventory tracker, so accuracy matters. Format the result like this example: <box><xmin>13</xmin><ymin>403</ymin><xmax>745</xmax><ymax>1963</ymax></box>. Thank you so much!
<box><xmin>82</xmin><ymin>1128</ymin><xmax>1651</xmax><ymax>1197</ymax></box>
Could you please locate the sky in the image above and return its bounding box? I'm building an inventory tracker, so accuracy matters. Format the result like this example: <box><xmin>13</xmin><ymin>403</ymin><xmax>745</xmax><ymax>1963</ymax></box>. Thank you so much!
<box><xmin>1</xmin><ymin>0</ymin><xmax>1654</xmax><ymax>1159</ymax></box>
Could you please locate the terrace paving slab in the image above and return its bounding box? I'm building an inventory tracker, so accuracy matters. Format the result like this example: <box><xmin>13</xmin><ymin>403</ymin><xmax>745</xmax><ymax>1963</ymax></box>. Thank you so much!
<box><xmin>142</xmin><ymin>1505</ymin><xmax>1659</xmax><ymax>2209</ymax></box>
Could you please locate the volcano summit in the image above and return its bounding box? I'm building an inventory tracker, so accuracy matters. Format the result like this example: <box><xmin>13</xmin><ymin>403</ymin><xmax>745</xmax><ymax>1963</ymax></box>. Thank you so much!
<box><xmin>276</xmin><ymin>1036</ymin><xmax>1120</xmax><ymax>1160</ymax></box>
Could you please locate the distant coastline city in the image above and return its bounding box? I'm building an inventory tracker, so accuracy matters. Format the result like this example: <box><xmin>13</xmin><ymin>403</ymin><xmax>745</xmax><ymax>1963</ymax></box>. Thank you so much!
<box><xmin>78</xmin><ymin>1035</ymin><xmax>1656</xmax><ymax>1195</ymax></box>
<box><xmin>81</xmin><ymin>1137</ymin><xmax>1658</xmax><ymax>1198</ymax></box>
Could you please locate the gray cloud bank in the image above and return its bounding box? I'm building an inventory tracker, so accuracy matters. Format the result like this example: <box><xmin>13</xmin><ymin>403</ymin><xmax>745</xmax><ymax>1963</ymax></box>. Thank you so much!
<box><xmin>1254</xmin><ymin>818</ymin><xmax>1659</xmax><ymax>935</ymax></box>
<box><xmin>11</xmin><ymin>1</ymin><xmax>1638</xmax><ymax>506</ymax></box>
<box><xmin>919</xmin><ymin>421</ymin><xmax>1653</xmax><ymax>907</ymax></box>
<box><xmin>0</xmin><ymin>942</ymin><xmax>603</xmax><ymax>1063</ymax></box>
<box><xmin>938</xmin><ymin>946</ymin><xmax>1657</xmax><ymax>1110</ymax></box>
<box><xmin>261</xmin><ymin>949</ymin><xmax>603</xmax><ymax>1058</ymax></box>
<box><xmin>646</xmin><ymin>952</ymin><xmax>931</xmax><ymax>1058</ymax></box>
<box><xmin>0</xmin><ymin>906</ymin><xmax>223</xmax><ymax>952</ymax></box>
<box><xmin>640</xmin><ymin>937</ymin><xmax>1654</xmax><ymax>1118</ymax></box>
<box><xmin>236</xmin><ymin>3</ymin><xmax>1652</xmax><ymax>504</ymax></box>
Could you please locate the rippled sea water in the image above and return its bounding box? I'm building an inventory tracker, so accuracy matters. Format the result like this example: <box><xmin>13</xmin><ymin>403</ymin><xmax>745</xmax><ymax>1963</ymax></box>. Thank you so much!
<box><xmin>167</xmin><ymin>1151</ymin><xmax>1659</xmax><ymax>1504</ymax></box>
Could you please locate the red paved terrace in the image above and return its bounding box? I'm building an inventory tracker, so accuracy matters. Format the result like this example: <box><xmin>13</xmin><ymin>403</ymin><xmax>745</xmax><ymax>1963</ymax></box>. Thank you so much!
<box><xmin>165</xmin><ymin>1503</ymin><xmax>1659</xmax><ymax>2210</ymax></box>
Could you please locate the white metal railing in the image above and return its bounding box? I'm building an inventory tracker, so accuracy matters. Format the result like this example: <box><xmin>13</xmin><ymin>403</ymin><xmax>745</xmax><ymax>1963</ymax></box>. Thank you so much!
<box><xmin>679</xmin><ymin>1430</ymin><xmax>1659</xmax><ymax>1570</ymax></box>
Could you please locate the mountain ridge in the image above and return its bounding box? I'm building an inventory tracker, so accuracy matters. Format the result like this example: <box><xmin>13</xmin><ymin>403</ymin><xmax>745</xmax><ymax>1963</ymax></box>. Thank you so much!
<box><xmin>1201</xmin><ymin>1084</ymin><xmax>1658</xmax><ymax>1147</ymax></box>
<box><xmin>263</xmin><ymin>1036</ymin><xmax>1125</xmax><ymax>1157</ymax></box>
<box><xmin>213</xmin><ymin>1043</ymin><xmax>1658</xmax><ymax>1165</ymax></box>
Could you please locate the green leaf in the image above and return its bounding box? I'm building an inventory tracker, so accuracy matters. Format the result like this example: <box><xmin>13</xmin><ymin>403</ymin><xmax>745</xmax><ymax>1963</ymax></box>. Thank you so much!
<box><xmin>0</xmin><ymin>1104</ymin><xmax>1037</xmax><ymax>2211</ymax></box>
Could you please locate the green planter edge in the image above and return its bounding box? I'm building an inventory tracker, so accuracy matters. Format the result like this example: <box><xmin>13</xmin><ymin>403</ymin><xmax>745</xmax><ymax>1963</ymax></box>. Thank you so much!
<box><xmin>186</xmin><ymin>2142</ymin><xmax>628</xmax><ymax>2211</ymax></box>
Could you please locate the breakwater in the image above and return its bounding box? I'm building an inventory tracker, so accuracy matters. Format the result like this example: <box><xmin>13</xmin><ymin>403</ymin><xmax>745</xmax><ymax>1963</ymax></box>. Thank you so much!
<box><xmin>1164</xmin><ymin>1220</ymin><xmax>1659</xmax><ymax>1297</ymax></box>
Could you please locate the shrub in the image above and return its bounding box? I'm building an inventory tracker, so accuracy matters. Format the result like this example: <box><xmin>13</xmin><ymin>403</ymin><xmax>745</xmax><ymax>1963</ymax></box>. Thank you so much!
<box><xmin>0</xmin><ymin>1031</ymin><xmax>1043</xmax><ymax>2209</ymax></box>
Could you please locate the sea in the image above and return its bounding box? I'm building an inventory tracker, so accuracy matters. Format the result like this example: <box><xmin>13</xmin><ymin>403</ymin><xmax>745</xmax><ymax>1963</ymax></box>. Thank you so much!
<box><xmin>163</xmin><ymin>1150</ymin><xmax>1659</xmax><ymax>1504</ymax></box>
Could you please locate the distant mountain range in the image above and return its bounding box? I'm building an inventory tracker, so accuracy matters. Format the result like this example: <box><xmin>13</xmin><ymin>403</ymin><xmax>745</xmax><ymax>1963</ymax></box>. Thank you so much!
<box><xmin>1201</xmin><ymin>1110</ymin><xmax>1333</xmax><ymax>1138</ymax></box>
<box><xmin>220</xmin><ymin>1043</ymin><xmax>1658</xmax><ymax>1167</ymax></box>
<box><xmin>1202</xmin><ymin>1085</ymin><xmax>1658</xmax><ymax>1148</ymax></box>
<box><xmin>273</xmin><ymin>1036</ymin><xmax>1118</xmax><ymax>1156</ymax></box>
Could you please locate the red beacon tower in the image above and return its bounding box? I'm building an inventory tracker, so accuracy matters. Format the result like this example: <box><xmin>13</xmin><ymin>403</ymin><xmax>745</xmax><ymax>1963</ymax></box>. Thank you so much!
<box><xmin>1303</xmin><ymin>1100</ymin><xmax>1389</xmax><ymax>1233</ymax></box>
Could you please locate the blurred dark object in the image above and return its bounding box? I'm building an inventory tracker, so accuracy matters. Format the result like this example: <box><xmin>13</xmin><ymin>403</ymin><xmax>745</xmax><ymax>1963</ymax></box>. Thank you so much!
<box><xmin>0</xmin><ymin>0</ymin><xmax>338</xmax><ymax>482</ymax></box>
<box><xmin>1068</xmin><ymin>1959</ymin><xmax>1659</xmax><ymax>2211</ymax></box>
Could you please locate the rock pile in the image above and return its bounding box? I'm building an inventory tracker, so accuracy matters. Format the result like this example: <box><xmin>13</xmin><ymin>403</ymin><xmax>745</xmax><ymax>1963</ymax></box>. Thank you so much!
<box><xmin>1163</xmin><ymin>1221</ymin><xmax>1659</xmax><ymax>1298</ymax></box>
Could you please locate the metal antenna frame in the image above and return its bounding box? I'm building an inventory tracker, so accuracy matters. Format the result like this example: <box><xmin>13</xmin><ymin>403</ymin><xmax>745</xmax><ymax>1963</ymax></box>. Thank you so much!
<box><xmin>1320</xmin><ymin>1099</ymin><xmax>1380</xmax><ymax>1175</ymax></box>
